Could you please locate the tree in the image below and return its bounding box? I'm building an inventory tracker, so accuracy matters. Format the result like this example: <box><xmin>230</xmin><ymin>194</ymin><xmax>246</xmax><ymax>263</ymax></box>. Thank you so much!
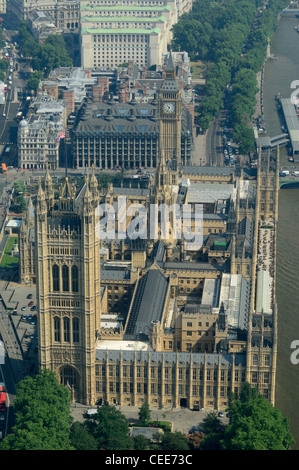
<box><xmin>27</xmin><ymin>71</ymin><xmax>44</xmax><ymax>93</ymax></box>
<box><xmin>70</xmin><ymin>422</ymin><xmax>98</xmax><ymax>450</ymax></box>
<box><xmin>202</xmin><ymin>411</ymin><xmax>222</xmax><ymax>434</ymax></box>
<box><xmin>221</xmin><ymin>384</ymin><xmax>295</xmax><ymax>450</ymax></box>
<box><xmin>0</xmin><ymin>370</ymin><xmax>72</xmax><ymax>450</ymax></box>
<box><xmin>13</xmin><ymin>180</ymin><xmax>26</xmax><ymax>195</ymax></box>
<box><xmin>158</xmin><ymin>431</ymin><xmax>190</xmax><ymax>451</ymax></box>
<box><xmin>86</xmin><ymin>405</ymin><xmax>133</xmax><ymax>450</ymax></box>
<box><xmin>187</xmin><ymin>431</ymin><xmax>205</xmax><ymax>449</ymax></box>
<box><xmin>133</xmin><ymin>434</ymin><xmax>148</xmax><ymax>450</ymax></box>
<box><xmin>14</xmin><ymin>195</ymin><xmax>27</xmax><ymax>213</ymax></box>
<box><xmin>138</xmin><ymin>400</ymin><xmax>151</xmax><ymax>424</ymax></box>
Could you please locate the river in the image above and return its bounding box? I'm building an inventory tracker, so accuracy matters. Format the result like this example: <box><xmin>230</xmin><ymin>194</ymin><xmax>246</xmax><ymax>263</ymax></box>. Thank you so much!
<box><xmin>263</xmin><ymin>13</ymin><xmax>299</xmax><ymax>449</ymax></box>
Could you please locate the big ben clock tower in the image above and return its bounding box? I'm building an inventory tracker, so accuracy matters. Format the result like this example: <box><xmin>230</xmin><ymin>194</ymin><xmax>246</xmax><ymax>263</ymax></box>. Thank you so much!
<box><xmin>158</xmin><ymin>52</ymin><xmax>183</xmax><ymax>165</ymax></box>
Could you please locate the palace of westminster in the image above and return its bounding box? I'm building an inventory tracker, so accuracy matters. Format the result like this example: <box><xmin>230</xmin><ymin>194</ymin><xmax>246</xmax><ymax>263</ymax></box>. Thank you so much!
<box><xmin>18</xmin><ymin>54</ymin><xmax>279</xmax><ymax>411</ymax></box>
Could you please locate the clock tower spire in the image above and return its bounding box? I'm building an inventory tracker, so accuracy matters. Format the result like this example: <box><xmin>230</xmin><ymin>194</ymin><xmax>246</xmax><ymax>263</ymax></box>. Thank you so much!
<box><xmin>158</xmin><ymin>51</ymin><xmax>182</xmax><ymax>165</ymax></box>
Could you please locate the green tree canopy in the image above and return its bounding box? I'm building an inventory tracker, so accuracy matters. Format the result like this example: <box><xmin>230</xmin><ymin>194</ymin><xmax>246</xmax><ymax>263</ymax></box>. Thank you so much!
<box><xmin>18</xmin><ymin>21</ymin><xmax>72</xmax><ymax>77</ymax></box>
<box><xmin>158</xmin><ymin>431</ymin><xmax>190</xmax><ymax>451</ymax></box>
<box><xmin>138</xmin><ymin>400</ymin><xmax>151</xmax><ymax>424</ymax></box>
<box><xmin>0</xmin><ymin>370</ymin><xmax>72</xmax><ymax>450</ymax></box>
<box><xmin>221</xmin><ymin>384</ymin><xmax>295</xmax><ymax>450</ymax></box>
<box><xmin>13</xmin><ymin>180</ymin><xmax>26</xmax><ymax>195</ymax></box>
<box><xmin>70</xmin><ymin>421</ymin><xmax>98</xmax><ymax>450</ymax></box>
<box><xmin>86</xmin><ymin>405</ymin><xmax>133</xmax><ymax>450</ymax></box>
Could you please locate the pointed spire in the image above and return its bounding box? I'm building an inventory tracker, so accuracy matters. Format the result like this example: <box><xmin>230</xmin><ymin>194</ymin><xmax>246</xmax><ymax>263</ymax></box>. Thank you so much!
<box><xmin>45</xmin><ymin>162</ymin><xmax>52</xmax><ymax>183</ymax></box>
<box><xmin>90</xmin><ymin>164</ymin><xmax>97</xmax><ymax>186</ymax></box>
<box><xmin>165</xmin><ymin>50</ymin><xmax>175</xmax><ymax>75</ymax></box>
<box><xmin>37</xmin><ymin>177</ymin><xmax>44</xmax><ymax>198</ymax></box>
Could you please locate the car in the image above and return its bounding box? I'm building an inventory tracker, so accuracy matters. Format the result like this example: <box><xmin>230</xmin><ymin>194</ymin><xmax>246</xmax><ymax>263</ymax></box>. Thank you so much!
<box><xmin>218</xmin><ymin>411</ymin><xmax>224</xmax><ymax>418</ymax></box>
<box><xmin>28</xmin><ymin>301</ymin><xmax>34</xmax><ymax>307</ymax></box>
<box><xmin>191</xmin><ymin>426</ymin><xmax>200</xmax><ymax>434</ymax></box>
<box><xmin>21</xmin><ymin>315</ymin><xmax>27</xmax><ymax>320</ymax></box>
<box><xmin>27</xmin><ymin>294</ymin><xmax>32</xmax><ymax>299</ymax></box>
<box><xmin>27</xmin><ymin>315</ymin><xmax>32</xmax><ymax>321</ymax></box>
<box><xmin>30</xmin><ymin>306</ymin><xmax>36</xmax><ymax>311</ymax></box>
<box><xmin>2</xmin><ymin>113</ymin><xmax>5</xmax><ymax>117</ymax></box>
<box><xmin>21</xmin><ymin>306</ymin><xmax>26</xmax><ymax>311</ymax></box>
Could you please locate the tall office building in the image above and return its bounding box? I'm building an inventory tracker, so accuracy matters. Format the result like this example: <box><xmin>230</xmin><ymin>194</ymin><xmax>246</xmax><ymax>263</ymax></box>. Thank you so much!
<box><xmin>80</xmin><ymin>0</ymin><xmax>193</xmax><ymax>69</ymax></box>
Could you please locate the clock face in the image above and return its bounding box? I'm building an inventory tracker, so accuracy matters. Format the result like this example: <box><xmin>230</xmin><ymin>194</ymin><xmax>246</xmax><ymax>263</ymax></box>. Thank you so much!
<box><xmin>163</xmin><ymin>102</ymin><xmax>175</xmax><ymax>114</ymax></box>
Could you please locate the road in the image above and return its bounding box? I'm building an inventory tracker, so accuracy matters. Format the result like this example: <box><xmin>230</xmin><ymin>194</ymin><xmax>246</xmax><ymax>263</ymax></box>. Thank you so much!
<box><xmin>205</xmin><ymin>111</ymin><xmax>228</xmax><ymax>167</ymax></box>
<box><xmin>0</xmin><ymin>29</ymin><xmax>31</xmax><ymax>166</ymax></box>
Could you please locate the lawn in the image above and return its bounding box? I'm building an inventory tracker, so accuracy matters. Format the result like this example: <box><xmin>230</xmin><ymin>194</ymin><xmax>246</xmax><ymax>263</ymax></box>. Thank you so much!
<box><xmin>0</xmin><ymin>236</ymin><xmax>19</xmax><ymax>269</ymax></box>
<box><xmin>190</xmin><ymin>61</ymin><xmax>205</xmax><ymax>80</ymax></box>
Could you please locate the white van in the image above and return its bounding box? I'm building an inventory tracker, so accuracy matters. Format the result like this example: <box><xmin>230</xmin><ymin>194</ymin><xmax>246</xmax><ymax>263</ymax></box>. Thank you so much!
<box><xmin>85</xmin><ymin>408</ymin><xmax>98</xmax><ymax>418</ymax></box>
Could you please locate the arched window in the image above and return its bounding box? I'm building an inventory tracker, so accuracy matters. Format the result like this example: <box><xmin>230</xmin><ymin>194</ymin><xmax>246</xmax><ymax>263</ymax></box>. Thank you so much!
<box><xmin>52</xmin><ymin>265</ymin><xmax>59</xmax><ymax>291</ymax></box>
<box><xmin>62</xmin><ymin>265</ymin><xmax>69</xmax><ymax>292</ymax></box>
<box><xmin>54</xmin><ymin>316</ymin><xmax>60</xmax><ymax>342</ymax></box>
<box><xmin>64</xmin><ymin>317</ymin><xmax>70</xmax><ymax>342</ymax></box>
<box><xmin>72</xmin><ymin>265</ymin><xmax>79</xmax><ymax>292</ymax></box>
<box><xmin>73</xmin><ymin>317</ymin><xmax>79</xmax><ymax>343</ymax></box>
<box><xmin>60</xmin><ymin>366</ymin><xmax>78</xmax><ymax>389</ymax></box>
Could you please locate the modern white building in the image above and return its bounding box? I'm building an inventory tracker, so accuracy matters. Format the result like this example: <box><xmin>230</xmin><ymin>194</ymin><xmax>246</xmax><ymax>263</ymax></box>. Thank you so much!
<box><xmin>80</xmin><ymin>0</ymin><xmax>193</xmax><ymax>69</ymax></box>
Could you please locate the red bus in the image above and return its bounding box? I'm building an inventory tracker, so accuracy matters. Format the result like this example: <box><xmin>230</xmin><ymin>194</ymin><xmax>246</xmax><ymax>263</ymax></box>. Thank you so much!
<box><xmin>1</xmin><ymin>163</ymin><xmax>7</xmax><ymax>174</ymax></box>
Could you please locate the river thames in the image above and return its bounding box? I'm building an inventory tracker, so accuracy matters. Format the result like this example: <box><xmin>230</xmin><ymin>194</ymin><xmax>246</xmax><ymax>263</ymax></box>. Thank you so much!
<box><xmin>263</xmin><ymin>12</ymin><xmax>299</xmax><ymax>448</ymax></box>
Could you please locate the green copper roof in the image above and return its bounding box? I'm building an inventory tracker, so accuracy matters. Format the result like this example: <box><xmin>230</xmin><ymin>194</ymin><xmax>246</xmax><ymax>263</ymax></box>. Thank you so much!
<box><xmin>80</xmin><ymin>4</ymin><xmax>171</xmax><ymax>11</ymax></box>
<box><xmin>81</xmin><ymin>27</ymin><xmax>161</xmax><ymax>34</ymax></box>
<box><xmin>81</xmin><ymin>15</ymin><xmax>166</xmax><ymax>23</ymax></box>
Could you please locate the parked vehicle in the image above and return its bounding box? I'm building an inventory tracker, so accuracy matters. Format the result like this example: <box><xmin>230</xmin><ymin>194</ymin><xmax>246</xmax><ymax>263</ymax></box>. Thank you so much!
<box><xmin>0</xmin><ymin>383</ymin><xmax>6</xmax><ymax>412</ymax></box>
<box><xmin>85</xmin><ymin>408</ymin><xmax>98</xmax><ymax>418</ymax></box>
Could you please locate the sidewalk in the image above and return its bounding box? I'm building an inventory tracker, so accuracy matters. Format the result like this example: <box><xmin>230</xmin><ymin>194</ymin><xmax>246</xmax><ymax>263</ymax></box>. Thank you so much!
<box><xmin>191</xmin><ymin>133</ymin><xmax>206</xmax><ymax>166</ymax></box>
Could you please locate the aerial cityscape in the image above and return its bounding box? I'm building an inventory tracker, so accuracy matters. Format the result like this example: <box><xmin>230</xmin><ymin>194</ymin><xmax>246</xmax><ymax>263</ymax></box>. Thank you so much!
<box><xmin>0</xmin><ymin>0</ymin><xmax>298</xmax><ymax>453</ymax></box>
